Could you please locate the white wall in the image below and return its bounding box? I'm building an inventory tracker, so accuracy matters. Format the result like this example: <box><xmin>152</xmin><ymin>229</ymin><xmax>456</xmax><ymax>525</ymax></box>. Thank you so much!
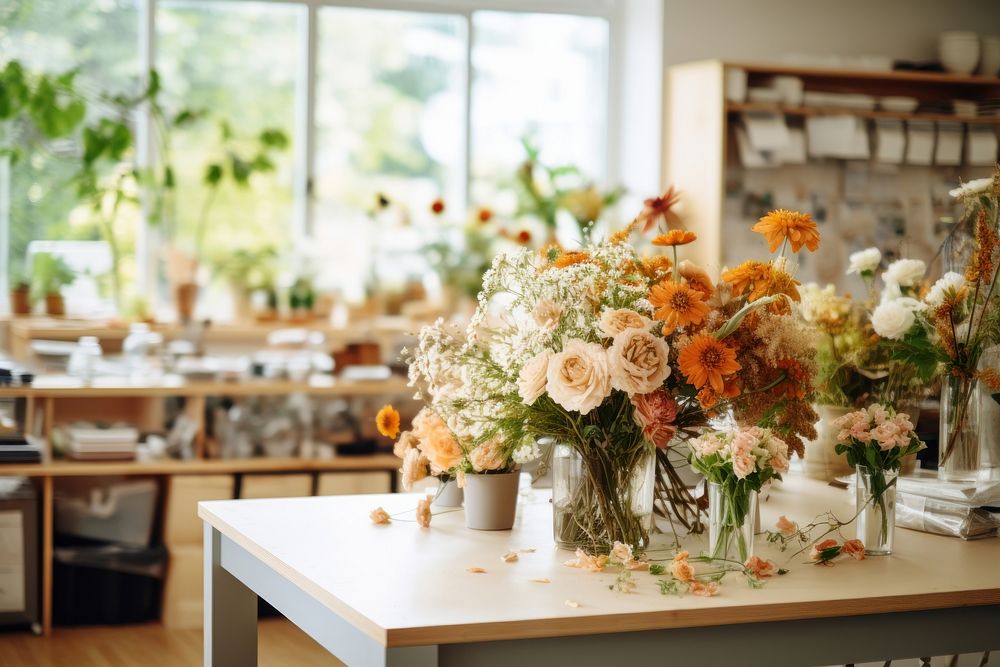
<box><xmin>662</xmin><ymin>0</ymin><xmax>1000</xmax><ymax>66</ymax></box>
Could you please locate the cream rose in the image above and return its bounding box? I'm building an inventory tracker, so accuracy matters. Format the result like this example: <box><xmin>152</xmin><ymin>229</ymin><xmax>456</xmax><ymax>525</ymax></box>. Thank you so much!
<box><xmin>517</xmin><ymin>350</ymin><xmax>551</xmax><ymax>405</ymax></box>
<box><xmin>882</xmin><ymin>258</ymin><xmax>925</xmax><ymax>287</ymax></box>
<box><xmin>608</xmin><ymin>328</ymin><xmax>671</xmax><ymax>395</ymax></box>
<box><xmin>546</xmin><ymin>339</ymin><xmax>612</xmax><ymax>414</ymax></box>
<box><xmin>532</xmin><ymin>298</ymin><xmax>563</xmax><ymax>332</ymax></box>
<box><xmin>871</xmin><ymin>300</ymin><xmax>916</xmax><ymax>340</ymax></box>
<box><xmin>400</xmin><ymin>447</ymin><xmax>429</xmax><ymax>490</ymax></box>
<box><xmin>597</xmin><ymin>308</ymin><xmax>652</xmax><ymax>338</ymax></box>
<box><xmin>468</xmin><ymin>437</ymin><xmax>507</xmax><ymax>472</ymax></box>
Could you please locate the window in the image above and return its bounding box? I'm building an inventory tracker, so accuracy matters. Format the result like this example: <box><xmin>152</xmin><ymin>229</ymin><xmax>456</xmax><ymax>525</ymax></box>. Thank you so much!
<box><xmin>1</xmin><ymin>0</ymin><xmax>633</xmax><ymax>315</ymax></box>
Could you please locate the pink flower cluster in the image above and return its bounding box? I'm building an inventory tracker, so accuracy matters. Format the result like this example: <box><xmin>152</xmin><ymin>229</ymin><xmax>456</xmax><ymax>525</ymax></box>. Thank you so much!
<box><xmin>833</xmin><ymin>404</ymin><xmax>915</xmax><ymax>451</ymax></box>
<box><xmin>689</xmin><ymin>426</ymin><xmax>790</xmax><ymax>480</ymax></box>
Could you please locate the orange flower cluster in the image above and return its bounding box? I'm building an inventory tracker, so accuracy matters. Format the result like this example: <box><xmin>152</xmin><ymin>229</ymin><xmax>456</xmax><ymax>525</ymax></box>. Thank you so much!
<box><xmin>751</xmin><ymin>209</ymin><xmax>820</xmax><ymax>253</ymax></box>
<box><xmin>721</xmin><ymin>260</ymin><xmax>801</xmax><ymax>314</ymax></box>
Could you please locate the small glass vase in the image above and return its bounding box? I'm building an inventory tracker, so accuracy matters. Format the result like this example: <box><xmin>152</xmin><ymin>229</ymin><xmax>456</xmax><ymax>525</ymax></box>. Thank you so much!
<box><xmin>552</xmin><ymin>443</ymin><xmax>655</xmax><ymax>552</ymax></box>
<box><xmin>708</xmin><ymin>481</ymin><xmax>756</xmax><ymax>568</ymax></box>
<box><xmin>855</xmin><ymin>465</ymin><xmax>896</xmax><ymax>556</ymax></box>
<box><xmin>939</xmin><ymin>374</ymin><xmax>981</xmax><ymax>481</ymax></box>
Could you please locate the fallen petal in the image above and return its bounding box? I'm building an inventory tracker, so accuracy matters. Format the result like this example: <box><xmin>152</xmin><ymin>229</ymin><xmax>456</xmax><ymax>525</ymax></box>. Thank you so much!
<box><xmin>466</xmin><ymin>567</ymin><xmax>487</xmax><ymax>574</ymax></box>
<box><xmin>530</xmin><ymin>578</ymin><xmax>551</xmax><ymax>584</ymax></box>
<box><xmin>564</xmin><ymin>599</ymin><xmax>580</xmax><ymax>608</ymax></box>
<box><xmin>501</xmin><ymin>552</ymin><xmax>519</xmax><ymax>563</ymax></box>
<box><xmin>520</xmin><ymin>548</ymin><xmax>536</xmax><ymax>553</ymax></box>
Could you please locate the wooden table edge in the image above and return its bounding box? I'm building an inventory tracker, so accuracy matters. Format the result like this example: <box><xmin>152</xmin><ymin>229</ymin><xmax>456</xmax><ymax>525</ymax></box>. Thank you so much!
<box><xmin>198</xmin><ymin>502</ymin><xmax>390</xmax><ymax>647</ymax></box>
<box><xmin>383</xmin><ymin>590</ymin><xmax>1000</xmax><ymax>647</ymax></box>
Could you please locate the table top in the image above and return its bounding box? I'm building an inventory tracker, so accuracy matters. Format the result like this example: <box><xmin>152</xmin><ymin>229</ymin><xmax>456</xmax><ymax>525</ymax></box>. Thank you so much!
<box><xmin>198</xmin><ymin>474</ymin><xmax>1000</xmax><ymax>649</ymax></box>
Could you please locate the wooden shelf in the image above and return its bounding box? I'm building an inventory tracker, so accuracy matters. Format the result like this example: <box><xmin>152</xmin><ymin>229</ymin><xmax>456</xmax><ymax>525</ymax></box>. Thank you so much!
<box><xmin>0</xmin><ymin>374</ymin><xmax>413</xmax><ymax>398</ymax></box>
<box><xmin>731</xmin><ymin>61</ymin><xmax>1000</xmax><ymax>87</ymax></box>
<box><xmin>727</xmin><ymin>101</ymin><xmax>1000</xmax><ymax>125</ymax></box>
<box><xmin>0</xmin><ymin>454</ymin><xmax>401</xmax><ymax>478</ymax></box>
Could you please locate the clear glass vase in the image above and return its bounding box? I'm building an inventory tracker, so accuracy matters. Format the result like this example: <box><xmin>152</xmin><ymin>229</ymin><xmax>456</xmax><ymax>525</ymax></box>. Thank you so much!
<box><xmin>939</xmin><ymin>374</ymin><xmax>982</xmax><ymax>481</ymax></box>
<box><xmin>708</xmin><ymin>481</ymin><xmax>756</xmax><ymax>568</ymax></box>
<box><xmin>856</xmin><ymin>465</ymin><xmax>896</xmax><ymax>556</ymax></box>
<box><xmin>552</xmin><ymin>443</ymin><xmax>655</xmax><ymax>552</ymax></box>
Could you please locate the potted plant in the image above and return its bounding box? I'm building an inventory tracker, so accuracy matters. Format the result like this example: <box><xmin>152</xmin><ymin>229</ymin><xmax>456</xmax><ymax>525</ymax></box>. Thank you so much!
<box><xmin>30</xmin><ymin>253</ymin><xmax>74</xmax><ymax>316</ymax></box>
<box><xmin>288</xmin><ymin>275</ymin><xmax>316</xmax><ymax>323</ymax></box>
<box><xmin>10</xmin><ymin>274</ymin><xmax>31</xmax><ymax>315</ymax></box>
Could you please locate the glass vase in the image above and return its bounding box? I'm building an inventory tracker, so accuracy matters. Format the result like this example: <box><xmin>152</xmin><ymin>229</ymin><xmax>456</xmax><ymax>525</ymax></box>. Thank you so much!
<box><xmin>856</xmin><ymin>465</ymin><xmax>896</xmax><ymax>556</ymax></box>
<box><xmin>939</xmin><ymin>374</ymin><xmax>981</xmax><ymax>481</ymax></box>
<box><xmin>552</xmin><ymin>443</ymin><xmax>655</xmax><ymax>552</ymax></box>
<box><xmin>707</xmin><ymin>481</ymin><xmax>756</xmax><ymax>568</ymax></box>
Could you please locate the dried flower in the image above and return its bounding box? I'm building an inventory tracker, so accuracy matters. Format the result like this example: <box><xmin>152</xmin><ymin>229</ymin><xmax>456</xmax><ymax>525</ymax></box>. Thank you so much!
<box><xmin>401</xmin><ymin>447</ymin><xmax>430</xmax><ymax>490</ymax></box>
<box><xmin>369</xmin><ymin>507</ymin><xmax>391</xmax><ymax>524</ymax></box>
<box><xmin>416</xmin><ymin>496</ymin><xmax>432</xmax><ymax>528</ymax></box>
<box><xmin>412</xmin><ymin>408</ymin><xmax>464</xmax><ymax>474</ymax></box>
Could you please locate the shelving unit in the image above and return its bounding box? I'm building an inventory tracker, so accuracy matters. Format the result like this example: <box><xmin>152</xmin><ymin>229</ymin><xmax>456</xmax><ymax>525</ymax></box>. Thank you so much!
<box><xmin>0</xmin><ymin>374</ymin><xmax>415</xmax><ymax>636</ymax></box>
<box><xmin>664</xmin><ymin>60</ymin><xmax>1000</xmax><ymax>278</ymax></box>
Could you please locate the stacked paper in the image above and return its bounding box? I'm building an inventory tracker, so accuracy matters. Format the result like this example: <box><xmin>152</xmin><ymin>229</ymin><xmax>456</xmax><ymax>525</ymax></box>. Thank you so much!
<box><xmin>895</xmin><ymin>470</ymin><xmax>1000</xmax><ymax>540</ymax></box>
<box><xmin>65</xmin><ymin>425</ymin><xmax>139</xmax><ymax>461</ymax></box>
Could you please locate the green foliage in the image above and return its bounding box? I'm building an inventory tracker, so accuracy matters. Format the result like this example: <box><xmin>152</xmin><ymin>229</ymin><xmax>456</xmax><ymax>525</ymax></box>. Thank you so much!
<box><xmin>648</xmin><ymin>563</ymin><xmax>665</xmax><ymax>575</ymax></box>
<box><xmin>29</xmin><ymin>252</ymin><xmax>74</xmax><ymax>301</ymax></box>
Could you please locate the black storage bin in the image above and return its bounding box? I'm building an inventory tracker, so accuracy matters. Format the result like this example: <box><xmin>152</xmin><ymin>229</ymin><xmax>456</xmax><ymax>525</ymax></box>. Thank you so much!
<box><xmin>53</xmin><ymin>541</ymin><xmax>166</xmax><ymax>626</ymax></box>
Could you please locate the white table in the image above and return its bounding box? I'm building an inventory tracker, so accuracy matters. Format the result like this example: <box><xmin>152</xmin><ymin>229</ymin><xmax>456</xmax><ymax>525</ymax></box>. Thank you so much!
<box><xmin>199</xmin><ymin>475</ymin><xmax>1000</xmax><ymax>666</ymax></box>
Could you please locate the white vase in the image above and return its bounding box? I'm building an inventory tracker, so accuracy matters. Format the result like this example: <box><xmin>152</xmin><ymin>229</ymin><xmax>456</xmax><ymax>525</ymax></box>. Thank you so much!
<box><xmin>431</xmin><ymin>478</ymin><xmax>464</xmax><ymax>508</ymax></box>
<box><xmin>463</xmin><ymin>471</ymin><xmax>520</xmax><ymax>530</ymax></box>
<box><xmin>803</xmin><ymin>405</ymin><xmax>855</xmax><ymax>481</ymax></box>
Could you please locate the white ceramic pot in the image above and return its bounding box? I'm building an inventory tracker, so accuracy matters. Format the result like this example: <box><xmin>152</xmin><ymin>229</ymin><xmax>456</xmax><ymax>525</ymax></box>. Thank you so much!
<box><xmin>940</xmin><ymin>33</ymin><xmax>981</xmax><ymax>74</ymax></box>
<box><xmin>979</xmin><ymin>36</ymin><xmax>1000</xmax><ymax>76</ymax></box>
<box><xmin>803</xmin><ymin>405</ymin><xmax>855</xmax><ymax>481</ymax></box>
<box><xmin>431</xmin><ymin>477</ymin><xmax>464</xmax><ymax>508</ymax></box>
<box><xmin>463</xmin><ymin>471</ymin><xmax>520</xmax><ymax>530</ymax></box>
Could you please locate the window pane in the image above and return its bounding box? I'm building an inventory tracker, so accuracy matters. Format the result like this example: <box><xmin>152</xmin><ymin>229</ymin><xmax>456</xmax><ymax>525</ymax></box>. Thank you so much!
<box><xmin>1</xmin><ymin>0</ymin><xmax>139</xmax><ymax>313</ymax></box>
<box><xmin>314</xmin><ymin>8</ymin><xmax>466</xmax><ymax>298</ymax></box>
<box><xmin>156</xmin><ymin>1</ymin><xmax>301</xmax><ymax>274</ymax></box>
<box><xmin>471</xmin><ymin>11</ymin><xmax>609</xmax><ymax>206</ymax></box>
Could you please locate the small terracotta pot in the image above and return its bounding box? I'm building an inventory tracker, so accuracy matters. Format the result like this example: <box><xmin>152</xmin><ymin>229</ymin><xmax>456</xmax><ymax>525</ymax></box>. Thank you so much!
<box><xmin>463</xmin><ymin>471</ymin><xmax>520</xmax><ymax>530</ymax></box>
<box><xmin>175</xmin><ymin>282</ymin><xmax>199</xmax><ymax>321</ymax></box>
<box><xmin>10</xmin><ymin>288</ymin><xmax>30</xmax><ymax>315</ymax></box>
<box><xmin>45</xmin><ymin>293</ymin><xmax>65</xmax><ymax>316</ymax></box>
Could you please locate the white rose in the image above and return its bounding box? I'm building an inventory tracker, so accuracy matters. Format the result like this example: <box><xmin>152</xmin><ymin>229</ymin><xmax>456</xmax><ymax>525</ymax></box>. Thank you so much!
<box><xmin>597</xmin><ymin>308</ymin><xmax>652</xmax><ymax>338</ymax></box>
<box><xmin>882</xmin><ymin>258</ymin><xmax>926</xmax><ymax>288</ymax></box>
<box><xmin>926</xmin><ymin>271</ymin><xmax>966</xmax><ymax>307</ymax></box>
<box><xmin>949</xmin><ymin>177</ymin><xmax>992</xmax><ymax>200</ymax></box>
<box><xmin>546</xmin><ymin>339</ymin><xmax>612</xmax><ymax>415</ymax></box>
<box><xmin>532</xmin><ymin>299</ymin><xmax>563</xmax><ymax>332</ymax></box>
<box><xmin>607</xmin><ymin>328</ymin><xmax>671</xmax><ymax>395</ymax></box>
<box><xmin>517</xmin><ymin>350</ymin><xmax>550</xmax><ymax>405</ymax></box>
<box><xmin>871</xmin><ymin>301</ymin><xmax>916</xmax><ymax>340</ymax></box>
<box><xmin>846</xmin><ymin>247</ymin><xmax>881</xmax><ymax>275</ymax></box>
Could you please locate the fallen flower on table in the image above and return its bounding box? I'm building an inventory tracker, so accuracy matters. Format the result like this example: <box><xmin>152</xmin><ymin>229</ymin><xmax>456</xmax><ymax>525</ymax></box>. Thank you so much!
<box><xmin>416</xmin><ymin>496</ymin><xmax>432</xmax><ymax>528</ymax></box>
<box><xmin>809</xmin><ymin>538</ymin><xmax>842</xmax><ymax>565</ymax></box>
<box><xmin>530</xmin><ymin>578</ymin><xmax>551</xmax><ymax>584</ymax></box>
<box><xmin>670</xmin><ymin>551</ymin><xmax>696</xmax><ymax>583</ymax></box>
<box><xmin>744</xmin><ymin>555</ymin><xmax>777</xmax><ymax>579</ymax></box>
<box><xmin>466</xmin><ymin>567</ymin><xmax>487</xmax><ymax>574</ymax></box>
<box><xmin>775</xmin><ymin>515</ymin><xmax>798</xmax><ymax>536</ymax></box>
<box><xmin>501</xmin><ymin>552</ymin><xmax>519</xmax><ymax>563</ymax></box>
<box><xmin>369</xmin><ymin>507</ymin><xmax>391</xmax><ymax>525</ymax></box>
<box><xmin>564</xmin><ymin>599</ymin><xmax>581</xmax><ymax>608</ymax></box>
<box><xmin>841</xmin><ymin>539</ymin><xmax>866</xmax><ymax>561</ymax></box>
<box><xmin>564</xmin><ymin>548</ymin><xmax>609</xmax><ymax>572</ymax></box>
<box><xmin>688</xmin><ymin>581</ymin><xmax>720</xmax><ymax>597</ymax></box>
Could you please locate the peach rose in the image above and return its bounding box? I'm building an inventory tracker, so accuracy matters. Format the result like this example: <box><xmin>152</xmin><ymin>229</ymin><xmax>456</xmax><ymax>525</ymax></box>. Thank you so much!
<box><xmin>670</xmin><ymin>550</ymin><xmax>696</xmax><ymax>583</ymax></box>
<box><xmin>744</xmin><ymin>555</ymin><xmax>776</xmax><ymax>579</ymax></box>
<box><xmin>610</xmin><ymin>541</ymin><xmax>634</xmax><ymax>564</ymax></box>
<box><xmin>608</xmin><ymin>328</ymin><xmax>671</xmax><ymax>396</ymax></box>
<box><xmin>412</xmin><ymin>408</ymin><xmax>464</xmax><ymax>474</ymax></box>
<box><xmin>564</xmin><ymin>549</ymin><xmax>609</xmax><ymax>572</ymax></box>
<box><xmin>468</xmin><ymin>437</ymin><xmax>507</xmax><ymax>472</ymax></box>
<box><xmin>517</xmin><ymin>350</ymin><xmax>551</xmax><ymax>405</ymax></box>
<box><xmin>841</xmin><ymin>539</ymin><xmax>866</xmax><ymax>561</ymax></box>
<box><xmin>393</xmin><ymin>430</ymin><xmax>420</xmax><ymax>459</ymax></box>
<box><xmin>369</xmin><ymin>507</ymin><xmax>391</xmax><ymax>525</ymax></box>
<box><xmin>598</xmin><ymin>308</ymin><xmax>653</xmax><ymax>338</ymax></box>
<box><xmin>546</xmin><ymin>339</ymin><xmax>612</xmax><ymax>415</ymax></box>
<box><xmin>401</xmin><ymin>447</ymin><xmax>430</xmax><ymax>491</ymax></box>
<box><xmin>688</xmin><ymin>581</ymin><xmax>719</xmax><ymax>597</ymax></box>
<box><xmin>532</xmin><ymin>298</ymin><xmax>563</xmax><ymax>332</ymax></box>
<box><xmin>775</xmin><ymin>515</ymin><xmax>798</xmax><ymax>536</ymax></box>
<box><xmin>732</xmin><ymin>451</ymin><xmax>755</xmax><ymax>479</ymax></box>
<box><xmin>416</xmin><ymin>496</ymin><xmax>432</xmax><ymax>528</ymax></box>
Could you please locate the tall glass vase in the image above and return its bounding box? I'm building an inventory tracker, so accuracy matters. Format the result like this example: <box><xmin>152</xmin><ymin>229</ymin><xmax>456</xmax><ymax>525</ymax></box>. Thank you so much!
<box><xmin>708</xmin><ymin>481</ymin><xmax>757</xmax><ymax>568</ymax></box>
<box><xmin>939</xmin><ymin>374</ymin><xmax>981</xmax><ymax>481</ymax></box>
<box><xmin>552</xmin><ymin>443</ymin><xmax>655</xmax><ymax>552</ymax></box>
<box><xmin>856</xmin><ymin>465</ymin><xmax>896</xmax><ymax>555</ymax></box>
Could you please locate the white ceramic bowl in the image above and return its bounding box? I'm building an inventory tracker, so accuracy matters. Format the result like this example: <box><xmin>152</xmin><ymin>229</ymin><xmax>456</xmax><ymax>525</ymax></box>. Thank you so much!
<box><xmin>940</xmin><ymin>39</ymin><xmax>981</xmax><ymax>74</ymax></box>
<box><xmin>940</xmin><ymin>30</ymin><xmax>979</xmax><ymax>43</ymax></box>
<box><xmin>880</xmin><ymin>96</ymin><xmax>919</xmax><ymax>113</ymax></box>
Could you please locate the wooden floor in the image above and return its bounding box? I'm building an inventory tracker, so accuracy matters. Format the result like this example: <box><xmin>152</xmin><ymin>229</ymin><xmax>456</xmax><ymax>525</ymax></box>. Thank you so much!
<box><xmin>0</xmin><ymin>619</ymin><xmax>345</xmax><ymax>666</ymax></box>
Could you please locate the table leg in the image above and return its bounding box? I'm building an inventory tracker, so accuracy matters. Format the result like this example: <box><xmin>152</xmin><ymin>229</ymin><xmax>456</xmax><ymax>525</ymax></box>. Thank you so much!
<box><xmin>204</xmin><ymin>524</ymin><xmax>258</xmax><ymax>667</ymax></box>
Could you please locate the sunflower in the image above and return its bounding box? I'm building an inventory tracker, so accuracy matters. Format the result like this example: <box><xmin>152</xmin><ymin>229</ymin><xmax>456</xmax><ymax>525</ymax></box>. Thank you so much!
<box><xmin>751</xmin><ymin>209</ymin><xmax>820</xmax><ymax>253</ymax></box>
<box><xmin>375</xmin><ymin>405</ymin><xmax>401</xmax><ymax>439</ymax></box>
<box><xmin>649</xmin><ymin>281</ymin><xmax>710</xmax><ymax>334</ymax></box>
<box><xmin>651</xmin><ymin>229</ymin><xmax>697</xmax><ymax>247</ymax></box>
<box><xmin>678</xmin><ymin>334</ymin><xmax>741</xmax><ymax>393</ymax></box>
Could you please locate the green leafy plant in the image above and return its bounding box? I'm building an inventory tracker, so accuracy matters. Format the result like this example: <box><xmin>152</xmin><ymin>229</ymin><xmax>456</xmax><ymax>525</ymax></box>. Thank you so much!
<box><xmin>29</xmin><ymin>252</ymin><xmax>74</xmax><ymax>302</ymax></box>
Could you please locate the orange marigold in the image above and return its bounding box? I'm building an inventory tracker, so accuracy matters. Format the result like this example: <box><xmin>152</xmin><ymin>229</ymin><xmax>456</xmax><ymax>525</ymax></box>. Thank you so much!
<box><xmin>649</xmin><ymin>281</ymin><xmax>711</xmax><ymax>334</ymax></box>
<box><xmin>375</xmin><ymin>405</ymin><xmax>401</xmax><ymax>439</ymax></box>
<box><xmin>640</xmin><ymin>255</ymin><xmax>674</xmax><ymax>281</ymax></box>
<box><xmin>721</xmin><ymin>260</ymin><xmax>771</xmax><ymax>297</ymax></box>
<box><xmin>696</xmin><ymin>379</ymin><xmax>741</xmax><ymax>409</ymax></box>
<box><xmin>678</xmin><ymin>334</ymin><xmax>742</xmax><ymax>393</ymax></box>
<box><xmin>752</xmin><ymin>209</ymin><xmax>820</xmax><ymax>253</ymax></box>
<box><xmin>552</xmin><ymin>250</ymin><xmax>590</xmax><ymax>269</ymax></box>
<box><xmin>651</xmin><ymin>229</ymin><xmax>697</xmax><ymax>247</ymax></box>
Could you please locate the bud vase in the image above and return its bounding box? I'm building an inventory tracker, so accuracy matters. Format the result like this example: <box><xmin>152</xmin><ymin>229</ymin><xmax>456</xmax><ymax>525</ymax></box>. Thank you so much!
<box><xmin>552</xmin><ymin>443</ymin><xmax>655</xmax><ymax>552</ymax></box>
<box><xmin>939</xmin><ymin>374</ymin><xmax>981</xmax><ymax>481</ymax></box>
<box><xmin>856</xmin><ymin>465</ymin><xmax>896</xmax><ymax>556</ymax></box>
<box><xmin>463</xmin><ymin>471</ymin><xmax>520</xmax><ymax>530</ymax></box>
<box><xmin>708</xmin><ymin>481</ymin><xmax>756</xmax><ymax>568</ymax></box>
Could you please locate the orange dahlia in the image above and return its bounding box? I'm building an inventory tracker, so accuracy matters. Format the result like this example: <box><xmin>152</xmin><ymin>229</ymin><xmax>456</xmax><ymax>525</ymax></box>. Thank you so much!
<box><xmin>649</xmin><ymin>281</ymin><xmax>710</xmax><ymax>334</ymax></box>
<box><xmin>678</xmin><ymin>334</ymin><xmax>741</xmax><ymax>393</ymax></box>
<box><xmin>651</xmin><ymin>229</ymin><xmax>697</xmax><ymax>247</ymax></box>
<box><xmin>375</xmin><ymin>405</ymin><xmax>401</xmax><ymax>439</ymax></box>
<box><xmin>721</xmin><ymin>261</ymin><xmax>771</xmax><ymax>297</ymax></box>
<box><xmin>752</xmin><ymin>209</ymin><xmax>820</xmax><ymax>253</ymax></box>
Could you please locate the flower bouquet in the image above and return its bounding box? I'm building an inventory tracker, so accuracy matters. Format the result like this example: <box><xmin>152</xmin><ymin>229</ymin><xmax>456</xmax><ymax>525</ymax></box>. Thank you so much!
<box><xmin>833</xmin><ymin>404</ymin><xmax>924</xmax><ymax>554</ymax></box>
<box><xmin>689</xmin><ymin>426</ymin><xmax>790</xmax><ymax>566</ymax></box>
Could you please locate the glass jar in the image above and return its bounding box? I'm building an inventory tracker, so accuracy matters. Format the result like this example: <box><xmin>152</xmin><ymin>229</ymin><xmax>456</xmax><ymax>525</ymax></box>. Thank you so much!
<box><xmin>856</xmin><ymin>465</ymin><xmax>897</xmax><ymax>556</ymax></box>
<box><xmin>708</xmin><ymin>481</ymin><xmax>757</xmax><ymax>568</ymax></box>
<box><xmin>552</xmin><ymin>443</ymin><xmax>655</xmax><ymax>552</ymax></box>
<box><xmin>939</xmin><ymin>374</ymin><xmax>981</xmax><ymax>481</ymax></box>
<box><xmin>67</xmin><ymin>336</ymin><xmax>103</xmax><ymax>382</ymax></box>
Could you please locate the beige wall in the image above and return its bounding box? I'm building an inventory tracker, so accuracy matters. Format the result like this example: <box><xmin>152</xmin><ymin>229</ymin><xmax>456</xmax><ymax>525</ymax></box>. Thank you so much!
<box><xmin>662</xmin><ymin>0</ymin><xmax>1000</xmax><ymax>66</ymax></box>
